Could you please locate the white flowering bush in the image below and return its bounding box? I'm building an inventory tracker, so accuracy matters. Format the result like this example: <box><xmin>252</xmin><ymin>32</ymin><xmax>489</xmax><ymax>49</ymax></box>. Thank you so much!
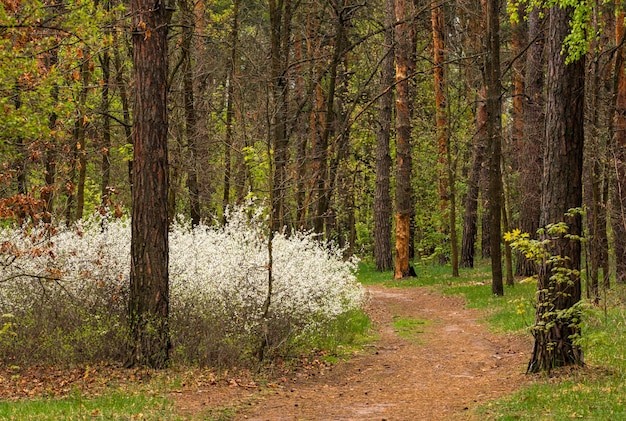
<box><xmin>0</xmin><ymin>204</ymin><xmax>365</xmax><ymax>366</ymax></box>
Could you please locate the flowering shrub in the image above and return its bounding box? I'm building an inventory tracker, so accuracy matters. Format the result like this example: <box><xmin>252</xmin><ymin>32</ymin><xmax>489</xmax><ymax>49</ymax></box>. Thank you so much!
<box><xmin>0</xmin><ymin>205</ymin><xmax>365</xmax><ymax>365</ymax></box>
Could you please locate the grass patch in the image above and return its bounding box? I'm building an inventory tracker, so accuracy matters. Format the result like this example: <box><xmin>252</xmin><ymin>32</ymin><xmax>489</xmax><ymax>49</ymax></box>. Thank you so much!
<box><xmin>0</xmin><ymin>390</ymin><xmax>175</xmax><ymax>420</ymax></box>
<box><xmin>443</xmin><ymin>280</ymin><xmax>536</xmax><ymax>333</ymax></box>
<box><xmin>306</xmin><ymin>308</ymin><xmax>375</xmax><ymax>361</ymax></box>
<box><xmin>392</xmin><ymin>316</ymin><xmax>428</xmax><ymax>342</ymax></box>
<box><xmin>357</xmin><ymin>260</ymin><xmax>483</xmax><ymax>288</ymax></box>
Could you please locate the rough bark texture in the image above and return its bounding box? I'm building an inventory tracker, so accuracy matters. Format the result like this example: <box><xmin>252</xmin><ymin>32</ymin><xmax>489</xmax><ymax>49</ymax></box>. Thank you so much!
<box><xmin>269</xmin><ymin>0</ymin><xmax>291</xmax><ymax>233</ymax></box>
<box><xmin>461</xmin><ymin>88</ymin><xmax>487</xmax><ymax>268</ymax></box>
<box><xmin>180</xmin><ymin>0</ymin><xmax>201</xmax><ymax>227</ymax></box>
<box><xmin>374</xmin><ymin>0</ymin><xmax>395</xmax><ymax>272</ymax></box>
<box><xmin>528</xmin><ymin>4</ymin><xmax>585</xmax><ymax>374</ymax></box>
<box><xmin>432</xmin><ymin>0</ymin><xmax>450</xmax><ymax>263</ymax></box>
<box><xmin>128</xmin><ymin>0</ymin><xmax>171</xmax><ymax>368</ymax></box>
<box><xmin>485</xmin><ymin>0</ymin><xmax>503</xmax><ymax>296</ymax></box>
<box><xmin>394</xmin><ymin>0</ymin><xmax>414</xmax><ymax>279</ymax></box>
<box><xmin>516</xmin><ymin>8</ymin><xmax>545</xmax><ymax>277</ymax></box>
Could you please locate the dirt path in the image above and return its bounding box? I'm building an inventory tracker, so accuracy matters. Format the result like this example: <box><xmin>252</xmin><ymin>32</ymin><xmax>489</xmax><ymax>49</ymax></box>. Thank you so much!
<box><xmin>175</xmin><ymin>285</ymin><xmax>533</xmax><ymax>420</ymax></box>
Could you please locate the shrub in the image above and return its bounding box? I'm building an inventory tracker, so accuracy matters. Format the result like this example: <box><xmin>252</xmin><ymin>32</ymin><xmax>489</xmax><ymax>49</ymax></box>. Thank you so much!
<box><xmin>0</xmin><ymin>205</ymin><xmax>365</xmax><ymax>366</ymax></box>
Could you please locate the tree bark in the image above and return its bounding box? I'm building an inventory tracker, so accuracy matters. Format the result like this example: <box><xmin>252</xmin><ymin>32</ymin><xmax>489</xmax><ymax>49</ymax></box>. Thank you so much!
<box><xmin>180</xmin><ymin>0</ymin><xmax>201</xmax><ymax>227</ymax></box>
<box><xmin>612</xmin><ymin>0</ymin><xmax>626</xmax><ymax>284</ymax></box>
<box><xmin>461</xmin><ymin>88</ymin><xmax>487</xmax><ymax>268</ymax></box>
<box><xmin>269</xmin><ymin>0</ymin><xmax>291</xmax><ymax>233</ymax></box>
<box><xmin>432</xmin><ymin>0</ymin><xmax>457</xmax><ymax>274</ymax></box>
<box><xmin>128</xmin><ymin>0</ymin><xmax>171</xmax><ymax>368</ymax></box>
<box><xmin>516</xmin><ymin>8</ymin><xmax>545</xmax><ymax>277</ymax></box>
<box><xmin>528</xmin><ymin>4</ymin><xmax>585</xmax><ymax>374</ymax></box>
<box><xmin>222</xmin><ymin>0</ymin><xmax>239</xmax><ymax>225</ymax></box>
<box><xmin>374</xmin><ymin>0</ymin><xmax>395</xmax><ymax>272</ymax></box>
<box><xmin>485</xmin><ymin>0</ymin><xmax>503</xmax><ymax>295</ymax></box>
<box><xmin>394</xmin><ymin>0</ymin><xmax>414</xmax><ymax>279</ymax></box>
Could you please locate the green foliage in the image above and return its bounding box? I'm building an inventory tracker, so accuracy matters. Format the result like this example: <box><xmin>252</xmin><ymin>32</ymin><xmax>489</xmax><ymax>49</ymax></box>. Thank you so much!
<box><xmin>507</xmin><ymin>0</ymin><xmax>593</xmax><ymax>63</ymax></box>
<box><xmin>505</xmin><ymin>219</ymin><xmax>584</xmax><ymax>335</ymax></box>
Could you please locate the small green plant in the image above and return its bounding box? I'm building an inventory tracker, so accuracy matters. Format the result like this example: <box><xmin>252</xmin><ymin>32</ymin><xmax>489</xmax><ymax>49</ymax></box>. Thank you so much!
<box><xmin>505</xmin><ymin>212</ymin><xmax>585</xmax><ymax>373</ymax></box>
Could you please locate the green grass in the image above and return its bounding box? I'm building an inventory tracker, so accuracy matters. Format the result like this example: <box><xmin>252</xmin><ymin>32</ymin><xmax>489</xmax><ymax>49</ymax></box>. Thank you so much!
<box><xmin>357</xmin><ymin>259</ymin><xmax>478</xmax><ymax>288</ymax></box>
<box><xmin>392</xmin><ymin>316</ymin><xmax>429</xmax><ymax>342</ymax></box>
<box><xmin>306</xmin><ymin>308</ymin><xmax>376</xmax><ymax>361</ymax></box>
<box><xmin>0</xmin><ymin>390</ymin><xmax>175</xmax><ymax>420</ymax></box>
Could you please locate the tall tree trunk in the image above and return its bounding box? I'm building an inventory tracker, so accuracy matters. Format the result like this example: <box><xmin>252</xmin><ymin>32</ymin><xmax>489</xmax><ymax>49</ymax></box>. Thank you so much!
<box><xmin>612</xmin><ymin>0</ymin><xmax>626</xmax><ymax>284</ymax></box>
<box><xmin>180</xmin><ymin>0</ymin><xmax>201</xmax><ymax>226</ymax></box>
<box><xmin>516</xmin><ymin>8</ymin><xmax>545</xmax><ymax>277</ymax></box>
<box><xmin>461</xmin><ymin>88</ymin><xmax>487</xmax><ymax>268</ymax></box>
<box><xmin>113</xmin><ymin>38</ymin><xmax>134</xmax><ymax>194</ymax></box>
<box><xmin>584</xmin><ymin>7</ymin><xmax>608</xmax><ymax>302</ymax></box>
<box><xmin>66</xmin><ymin>55</ymin><xmax>90</xmax><ymax>225</ymax></box>
<box><xmin>432</xmin><ymin>0</ymin><xmax>455</xmax><ymax>271</ymax></box>
<box><xmin>313</xmin><ymin>2</ymin><xmax>348</xmax><ymax>236</ymax></box>
<box><xmin>128</xmin><ymin>0</ymin><xmax>170</xmax><ymax>368</ymax></box>
<box><xmin>269</xmin><ymin>0</ymin><xmax>292</xmax><ymax>233</ymax></box>
<box><xmin>42</xmin><ymin>49</ymin><xmax>59</xmax><ymax>224</ymax></box>
<box><xmin>13</xmin><ymin>83</ymin><xmax>27</xmax><ymax>201</ymax></box>
<box><xmin>374</xmin><ymin>0</ymin><xmax>395</xmax><ymax>271</ymax></box>
<box><xmin>294</xmin><ymin>34</ymin><xmax>308</xmax><ymax>229</ymax></box>
<box><xmin>485</xmin><ymin>0</ymin><xmax>503</xmax><ymax>295</ymax></box>
<box><xmin>527</xmin><ymin>4</ymin><xmax>585</xmax><ymax>374</ymax></box>
<box><xmin>100</xmin><ymin>48</ymin><xmax>112</xmax><ymax>210</ymax></box>
<box><xmin>394</xmin><ymin>0</ymin><xmax>414</xmax><ymax>279</ymax></box>
<box><xmin>222</xmin><ymin>0</ymin><xmax>239</xmax><ymax>224</ymax></box>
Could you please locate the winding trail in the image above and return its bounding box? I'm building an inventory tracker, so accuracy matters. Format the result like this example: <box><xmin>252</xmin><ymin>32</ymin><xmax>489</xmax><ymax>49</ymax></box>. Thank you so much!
<box><xmin>174</xmin><ymin>285</ymin><xmax>533</xmax><ymax>420</ymax></box>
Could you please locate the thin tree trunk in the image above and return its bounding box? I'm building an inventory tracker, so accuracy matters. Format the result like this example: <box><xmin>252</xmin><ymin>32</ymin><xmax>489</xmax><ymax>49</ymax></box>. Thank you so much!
<box><xmin>314</xmin><ymin>3</ymin><xmax>348</xmax><ymax>236</ymax></box>
<box><xmin>432</xmin><ymin>0</ymin><xmax>455</xmax><ymax>270</ymax></box>
<box><xmin>485</xmin><ymin>0</ymin><xmax>503</xmax><ymax>295</ymax></box>
<box><xmin>612</xmin><ymin>0</ymin><xmax>626</xmax><ymax>284</ymax></box>
<box><xmin>460</xmin><ymin>88</ymin><xmax>487</xmax><ymax>268</ymax></box>
<box><xmin>42</xmin><ymin>48</ymin><xmax>59</xmax><ymax>224</ymax></box>
<box><xmin>294</xmin><ymin>34</ymin><xmax>308</xmax><ymax>229</ymax></box>
<box><xmin>180</xmin><ymin>0</ymin><xmax>201</xmax><ymax>226</ymax></box>
<box><xmin>100</xmin><ymin>48</ymin><xmax>112</xmax><ymax>210</ymax></box>
<box><xmin>222</xmin><ymin>0</ymin><xmax>239</xmax><ymax>224</ymax></box>
<box><xmin>66</xmin><ymin>55</ymin><xmax>90</xmax><ymax>225</ymax></box>
<box><xmin>269</xmin><ymin>0</ymin><xmax>292</xmax><ymax>233</ymax></box>
<box><xmin>113</xmin><ymin>38</ymin><xmax>133</xmax><ymax>194</ymax></box>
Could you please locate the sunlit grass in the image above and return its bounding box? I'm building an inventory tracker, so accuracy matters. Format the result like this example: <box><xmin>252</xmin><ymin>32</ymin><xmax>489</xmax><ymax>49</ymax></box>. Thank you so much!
<box><xmin>0</xmin><ymin>390</ymin><xmax>175</xmax><ymax>420</ymax></box>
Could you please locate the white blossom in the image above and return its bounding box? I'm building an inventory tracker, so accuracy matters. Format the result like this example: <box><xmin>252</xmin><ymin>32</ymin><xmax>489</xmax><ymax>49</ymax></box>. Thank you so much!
<box><xmin>0</xmin><ymin>205</ymin><xmax>364</xmax><ymax>336</ymax></box>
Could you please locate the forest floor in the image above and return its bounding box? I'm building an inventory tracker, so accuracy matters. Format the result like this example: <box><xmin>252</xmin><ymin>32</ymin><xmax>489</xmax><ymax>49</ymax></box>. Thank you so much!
<box><xmin>0</xmin><ymin>283</ymin><xmax>535</xmax><ymax>420</ymax></box>
<box><xmin>173</xmin><ymin>284</ymin><xmax>534</xmax><ymax>420</ymax></box>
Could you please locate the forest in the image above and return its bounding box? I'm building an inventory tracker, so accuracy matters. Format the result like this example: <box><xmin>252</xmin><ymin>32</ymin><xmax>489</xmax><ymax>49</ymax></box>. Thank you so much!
<box><xmin>1</xmin><ymin>0</ymin><xmax>625</xmax><ymax>379</ymax></box>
